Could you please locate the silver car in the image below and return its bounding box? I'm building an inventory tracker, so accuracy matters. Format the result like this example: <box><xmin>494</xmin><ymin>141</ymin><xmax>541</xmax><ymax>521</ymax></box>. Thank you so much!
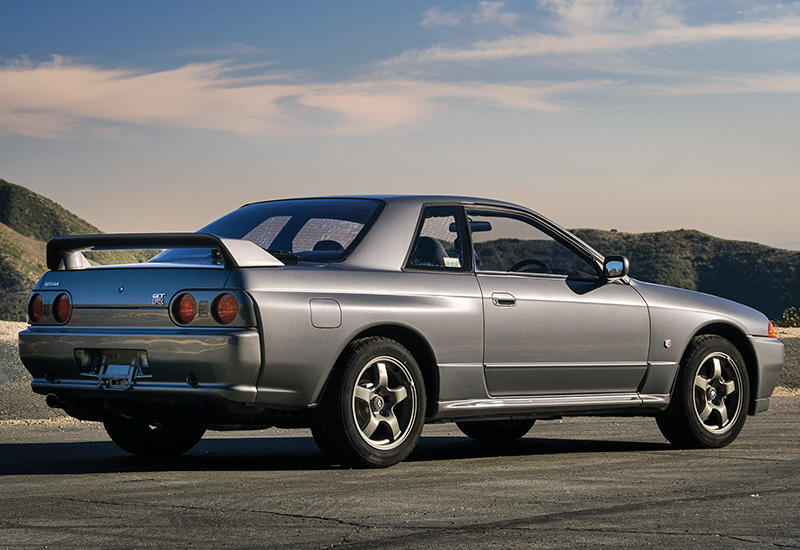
<box><xmin>18</xmin><ymin>196</ymin><xmax>785</xmax><ymax>467</ymax></box>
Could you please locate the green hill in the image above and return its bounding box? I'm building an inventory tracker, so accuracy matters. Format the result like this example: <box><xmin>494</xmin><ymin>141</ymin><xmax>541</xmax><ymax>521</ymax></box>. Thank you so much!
<box><xmin>573</xmin><ymin>228</ymin><xmax>799</xmax><ymax>320</ymax></box>
<box><xmin>0</xmin><ymin>179</ymin><xmax>153</xmax><ymax>320</ymax></box>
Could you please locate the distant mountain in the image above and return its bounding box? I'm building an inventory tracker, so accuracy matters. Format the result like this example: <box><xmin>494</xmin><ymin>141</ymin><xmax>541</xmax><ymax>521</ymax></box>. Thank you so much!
<box><xmin>573</xmin><ymin>228</ymin><xmax>799</xmax><ymax>319</ymax></box>
<box><xmin>0</xmin><ymin>179</ymin><xmax>152</xmax><ymax>320</ymax></box>
<box><xmin>0</xmin><ymin>178</ymin><xmax>797</xmax><ymax>321</ymax></box>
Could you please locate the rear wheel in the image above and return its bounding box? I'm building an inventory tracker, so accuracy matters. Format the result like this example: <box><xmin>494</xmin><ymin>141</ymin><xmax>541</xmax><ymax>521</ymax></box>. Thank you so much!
<box><xmin>456</xmin><ymin>419</ymin><xmax>535</xmax><ymax>442</ymax></box>
<box><xmin>656</xmin><ymin>335</ymin><xmax>749</xmax><ymax>448</ymax></box>
<box><xmin>312</xmin><ymin>337</ymin><xmax>426</xmax><ymax>468</ymax></box>
<box><xmin>103</xmin><ymin>415</ymin><xmax>206</xmax><ymax>457</ymax></box>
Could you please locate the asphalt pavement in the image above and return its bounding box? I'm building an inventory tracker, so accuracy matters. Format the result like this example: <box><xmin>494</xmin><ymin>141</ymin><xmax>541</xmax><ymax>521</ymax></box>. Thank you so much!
<box><xmin>1</xmin><ymin>397</ymin><xmax>798</xmax><ymax>549</ymax></box>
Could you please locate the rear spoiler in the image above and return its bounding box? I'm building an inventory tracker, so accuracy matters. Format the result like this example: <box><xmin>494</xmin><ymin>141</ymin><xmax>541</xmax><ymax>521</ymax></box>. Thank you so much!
<box><xmin>46</xmin><ymin>233</ymin><xmax>284</xmax><ymax>271</ymax></box>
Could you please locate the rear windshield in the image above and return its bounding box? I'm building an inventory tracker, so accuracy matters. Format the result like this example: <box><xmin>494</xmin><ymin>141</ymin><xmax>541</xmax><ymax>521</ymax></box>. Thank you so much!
<box><xmin>150</xmin><ymin>198</ymin><xmax>384</xmax><ymax>265</ymax></box>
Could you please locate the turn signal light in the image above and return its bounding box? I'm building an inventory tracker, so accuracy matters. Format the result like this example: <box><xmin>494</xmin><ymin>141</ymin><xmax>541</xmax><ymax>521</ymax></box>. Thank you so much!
<box><xmin>29</xmin><ymin>293</ymin><xmax>43</xmax><ymax>323</ymax></box>
<box><xmin>53</xmin><ymin>293</ymin><xmax>72</xmax><ymax>324</ymax></box>
<box><xmin>174</xmin><ymin>293</ymin><xmax>197</xmax><ymax>324</ymax></box>
<box><xmin>768</xmin><ymin>321</ymin><xmax>778</xmax><ymax>339</ymax></box>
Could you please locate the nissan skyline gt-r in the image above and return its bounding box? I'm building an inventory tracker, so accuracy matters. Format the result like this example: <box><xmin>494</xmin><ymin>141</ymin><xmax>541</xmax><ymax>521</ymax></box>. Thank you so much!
<box><xmin>18</xmin><ymin>196</ymin><xmax>784</xmax><ymax>467</ymax></box>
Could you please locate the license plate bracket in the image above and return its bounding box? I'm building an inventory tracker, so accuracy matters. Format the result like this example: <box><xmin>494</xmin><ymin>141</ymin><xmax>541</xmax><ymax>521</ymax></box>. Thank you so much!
<box><xmin>96</xmin><ymin>350</ymin><xmax>149</xmax><ymax>389</ymax></box>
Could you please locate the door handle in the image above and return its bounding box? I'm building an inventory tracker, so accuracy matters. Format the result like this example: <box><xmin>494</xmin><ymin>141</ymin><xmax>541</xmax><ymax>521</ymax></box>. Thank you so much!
<box><xmin>491</xmin><ymin>292</ymin><xmax>516</xmax><ymax>307</ymax></box>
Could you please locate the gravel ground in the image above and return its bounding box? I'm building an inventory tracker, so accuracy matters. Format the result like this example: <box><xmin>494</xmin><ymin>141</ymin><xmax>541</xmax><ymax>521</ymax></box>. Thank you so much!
<box><xmin>1</xmin><ymin>321</ymin><xmax>798</xmax><ymax>422</ymax></box>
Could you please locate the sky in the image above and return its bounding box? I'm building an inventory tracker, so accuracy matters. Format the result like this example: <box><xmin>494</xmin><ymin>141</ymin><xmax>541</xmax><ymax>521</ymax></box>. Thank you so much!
<box><xmin>1</xmin><ymin>0</ymin><xmax>799</xmax><ymax>250</ymax></box>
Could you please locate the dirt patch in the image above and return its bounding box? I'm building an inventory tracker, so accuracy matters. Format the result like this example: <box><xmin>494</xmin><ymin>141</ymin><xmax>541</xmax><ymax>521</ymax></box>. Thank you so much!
<box><xmin>0</xmin><ymin>321</ymin><xmax>66</xmax><ymax>421</ymax></box>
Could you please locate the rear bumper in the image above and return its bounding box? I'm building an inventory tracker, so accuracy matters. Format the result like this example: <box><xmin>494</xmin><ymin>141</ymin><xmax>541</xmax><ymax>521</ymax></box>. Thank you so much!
<box><xmin>19</xmin><ymin>326</ymin><xmax>263</xmax><ymax>404</ymax></box>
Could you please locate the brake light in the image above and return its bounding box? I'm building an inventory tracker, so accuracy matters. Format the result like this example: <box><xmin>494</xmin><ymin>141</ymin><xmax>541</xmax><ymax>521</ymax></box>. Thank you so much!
<box><xmin>174</xmin><ymin>293</ymin><xmax>197</xmax><ymax>324</ymax></box>
<box><xmin>768</xmin><ymin>321</ymin><xmax>778</xmax><ymax>339</ymax></box>
<box><xmin>53</xmin><ymin>293</ymin><xmax>71</xmax><ymax>324</ymax></box>
<box><xmin>29</xmin><ymin>293</ymin><xmax>43</xmax><ymax>323</ymax></box>
<box><xmin>212</xmin><ymin>293</ymin><xmax>239</xmax><ymax>325</ymax></box>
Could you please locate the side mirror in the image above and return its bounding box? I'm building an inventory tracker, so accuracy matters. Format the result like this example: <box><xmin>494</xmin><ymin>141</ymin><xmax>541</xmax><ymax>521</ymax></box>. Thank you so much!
<box><xmin>603</xmin><ymin>255</ymin><xmax>630</xmax><ymax>279</ymax></box>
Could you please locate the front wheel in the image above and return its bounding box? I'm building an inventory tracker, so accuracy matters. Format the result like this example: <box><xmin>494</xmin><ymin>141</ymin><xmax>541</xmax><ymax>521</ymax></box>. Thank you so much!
<box><xmin>312</xmin><ymin>337</ymin><xmax>426</xmax><ymax>468</ymax></box>
<box><xmin>104</xmin><ymin>415</ymin><xmax>206</xmax><ymax>457</ymax></box>
<box><xmin>456</xmin><ymin>419</ymin><xmax>535</xmax><ymax>442</ymax></box>
<box><xmin>656</xmin><ymin>335</ymin><xmax>750</xmax><ymax>448</ymax></box>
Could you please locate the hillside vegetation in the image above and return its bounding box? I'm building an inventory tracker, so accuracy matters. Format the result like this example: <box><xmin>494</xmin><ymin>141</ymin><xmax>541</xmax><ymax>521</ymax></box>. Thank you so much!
<box><xmin>573</xmin><ymin>228</ymin><xmax>799</xmax><ymax>320</ymax></box>
<box><xmin>0</xmin><ymin>179</ymin><xmax>153</xmax><ymax>320</ymax></box>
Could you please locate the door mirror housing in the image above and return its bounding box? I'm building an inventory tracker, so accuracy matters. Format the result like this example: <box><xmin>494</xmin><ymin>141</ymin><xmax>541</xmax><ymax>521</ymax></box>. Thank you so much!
<box><xmin>603</xmin><ymin>255</ymin><xmax>630</xmax><ymax>280</ymax></box>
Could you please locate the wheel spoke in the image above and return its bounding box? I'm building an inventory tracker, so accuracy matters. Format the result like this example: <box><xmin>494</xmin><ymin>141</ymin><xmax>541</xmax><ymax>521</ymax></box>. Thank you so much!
<box><xmin>714</xmin><ymin>403</ymin><xmax>729</xmax><ymax>427</ymax></box>
<box><xmin>388</xmin><ymin>385</ymin><xmax>408</xmax><ymax>405</ymax></box>
<box><xmin>361</xmin><ymin>415</ymin><xmax>380</xmax><ymax>438</ymax></box>
<box><xmin>354</xmin><ymin>385</ymin><xmax>373</xmax><ymax>404</ymax></box>
<box><xmin>698</xmin><ymin>402</ymin><xmax>713</xmax><ymax>422</ymax></box>
<box><xmin>384</xmin><ymin>413</ymin><xmax>401</xmax><ymax>441</ymax></box>
<box><xmin>719</xmin><ymin>380</ymin><xmax>736</xmax><ymax>397</ymax></box>
<box><xmin>694</xmin><ymin>375</ymin><xmax>710</xmax><ymax>391</ymax></box>
<box><xmin>375</xmin><ymin>362</ymin><xmax>389</xmax><ymax>391</ymax></box>
<box><xmin>711</xmin><ymin>357</ymin><xmax>723</xmax><ymax>381</ymax></box>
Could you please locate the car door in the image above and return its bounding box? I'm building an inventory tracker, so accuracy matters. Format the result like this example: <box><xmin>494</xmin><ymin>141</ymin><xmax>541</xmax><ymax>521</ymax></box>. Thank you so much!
<box><xmin>467</xmin><ymin>207</ymin><xmax>650</xmax><ymax>397</ymax></box>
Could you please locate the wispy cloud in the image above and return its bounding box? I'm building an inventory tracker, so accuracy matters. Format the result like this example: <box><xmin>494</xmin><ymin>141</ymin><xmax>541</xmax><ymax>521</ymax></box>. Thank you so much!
<box><xmin>396</xmin><ymin>0</ymin><xmax>800</xmax><ymax>65</ymax></box>
<box><xmin>0</xmin><ymin>56</ymin><xmax>608</xmax><ymax>138</ymax></box>
<box><xmin>648</xmin><ymin>72</ymin><xmax>800</xmax><ymax>95</ymax></box>
<box><xmin>420</xmin><ymin>1</ymin><xmax>518</xmax><ymax>27</ymax></box>
<box><xmin>420</xmin><ymin>7</ymin><xmax>465</xmax><ymax>27</ymax></box>
<box><xmin>179</xmin><ymin>42</ymin><xmax>269</xmax><ymax>56</ymax></box>
<box><xmin>390</xmin><ymin>16</ymin><xmax>800</xmax><ymax>64</ymax></box>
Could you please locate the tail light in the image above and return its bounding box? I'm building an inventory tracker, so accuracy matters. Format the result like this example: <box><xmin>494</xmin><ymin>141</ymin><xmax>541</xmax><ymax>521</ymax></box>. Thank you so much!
<box><xmin>29</xmin><ymin>293</ymin><xmax>44</xmax><ymax>323</ymax></box>
<box><xmin>212</xmin><ymin>293</ymin><xmax>239</xmax><ymax>325</ymax></box>
<box><xmin>174</xmin><ymin>293</ymin><xmax>197</xmax><ymax>324</ymax></box>
<box><xmin>53</xmin><ymin>293</ymin><xmax>72</xmax><ymax>324</ymax></box>
<box><xmin>768</xmin><ymin>321</ymin><xmax>778</xmax><ymax>339</ymax></box>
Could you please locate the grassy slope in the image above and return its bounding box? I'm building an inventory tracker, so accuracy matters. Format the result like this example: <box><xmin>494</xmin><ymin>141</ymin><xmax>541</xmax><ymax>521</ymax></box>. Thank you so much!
<box><xmin>0</xmin><ymin>179</ymin><xmax>154</xmax><ymax>320</ymax></box>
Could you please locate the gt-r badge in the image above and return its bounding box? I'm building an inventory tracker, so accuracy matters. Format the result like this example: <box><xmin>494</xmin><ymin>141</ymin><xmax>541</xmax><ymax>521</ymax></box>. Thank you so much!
<box><xmin>152</xmin><ymin>293</ymin><xmax>166</xmax><ymax>306</ymax></box>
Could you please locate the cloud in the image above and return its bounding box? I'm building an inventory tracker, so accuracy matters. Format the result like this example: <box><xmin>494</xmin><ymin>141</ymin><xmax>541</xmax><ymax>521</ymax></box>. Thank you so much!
<box><xmin>179</xmin><ymin>43</ymin><xmax>269</xmax><ymax>56</ymax></box>
<box><xmin>420</xmin><ymin>1</ymin><xmax>518</xmax><ymax>27</ymax></box>
<box><xmin>648</xmin><ymin>72</ymin><xmax>800</xmax><ymax>95</ymax></box>
<box><xmin>390</xmin><ymin>1</ymin><xmax>800</xmax><ymax>65</ymax></box>
<box><xmin>0</xmin><ymin>57</ymin><xmax>608</xmax><ymax>138</ymax></box>
<box><xmin>420</xmin><ymin>7</ymin><xmax>465</xmax><ymax>27</ymax></box>
<box><xmin>473</xmin><ymin>2</ymin><xmax>519</xmax><ymax>26</ymax></box>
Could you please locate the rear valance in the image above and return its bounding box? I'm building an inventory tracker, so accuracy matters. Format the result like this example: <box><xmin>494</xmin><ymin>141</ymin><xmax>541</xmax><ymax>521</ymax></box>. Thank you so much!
<box><xmin>46</xmin><ymin>233</ymin><xmax>284</xmax><ymax>271</ymax></box>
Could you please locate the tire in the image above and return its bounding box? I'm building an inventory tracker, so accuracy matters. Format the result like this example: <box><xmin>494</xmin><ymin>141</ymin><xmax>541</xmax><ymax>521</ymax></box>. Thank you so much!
<box><xmin>103</xmin><ymin>414</ymin><xmax>206</xmax><ymax>457</ymax></box>
<box><xmin>312</xmin><ymin>337</ymin><xmax>426</xmax><ymax>468</ymax></box>
<box><xmin>456</xmin><ymin>419</ymin><xmax>535</xmax><ymax>442</ymax></box>
<box><xmin>656</xmin><ymin>335</ymin><xmax>750</xmax><ymax>449</ymax></box>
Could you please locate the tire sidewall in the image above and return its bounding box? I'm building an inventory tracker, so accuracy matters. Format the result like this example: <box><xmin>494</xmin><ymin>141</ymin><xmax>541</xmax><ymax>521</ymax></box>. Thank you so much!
<box><xmin>337</xmin><ymin>339</ymin><xmax>426</xmax><ymax>467</ymax></box>
<box><xmin>678</xmin><ymin>336</ymin><xmax>750</xmax><ymax>448</ymax></box>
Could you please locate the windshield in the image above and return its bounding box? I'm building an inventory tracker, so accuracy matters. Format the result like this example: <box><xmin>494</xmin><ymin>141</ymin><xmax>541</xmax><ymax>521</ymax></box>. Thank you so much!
<box><xmin>150</xmin><ymin>198</ymin><xmax>384</xmax><ymax>265</ymax></box>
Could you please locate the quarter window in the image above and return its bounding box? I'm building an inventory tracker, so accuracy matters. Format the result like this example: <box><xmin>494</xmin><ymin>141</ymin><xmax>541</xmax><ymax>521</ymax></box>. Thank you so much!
<box><xmin>407</xmin><ymin>206</ymin><xmax>467</xmax><ymax>271</ymax></box>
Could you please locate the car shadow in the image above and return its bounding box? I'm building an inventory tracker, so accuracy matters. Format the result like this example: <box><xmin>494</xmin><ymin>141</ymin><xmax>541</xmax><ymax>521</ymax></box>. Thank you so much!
<box><xmin>0</xmin><ymin>434</ymin><xmax>673</xmax><ymax>476</ymax></box>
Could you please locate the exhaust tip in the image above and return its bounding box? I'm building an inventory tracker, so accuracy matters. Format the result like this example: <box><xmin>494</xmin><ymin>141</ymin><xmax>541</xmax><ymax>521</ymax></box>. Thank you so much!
<box><xmin>45</xmin><ymin>393</ymin><xmax>60</xmax><ymax>408</ymax></box>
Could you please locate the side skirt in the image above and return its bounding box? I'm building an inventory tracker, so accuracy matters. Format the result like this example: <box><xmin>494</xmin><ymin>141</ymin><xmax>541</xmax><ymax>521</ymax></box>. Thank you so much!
<box><xmin>430</xmin><ymin>393</ymin><xmax>670</xmax><ymax>423</ymax></box>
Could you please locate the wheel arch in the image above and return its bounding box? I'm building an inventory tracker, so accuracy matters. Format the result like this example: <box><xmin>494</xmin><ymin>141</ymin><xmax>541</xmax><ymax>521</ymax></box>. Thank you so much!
<box><xmin>327</xmin><ymin>324</ymin><xmax>440</xmax><ymax>419</ymax></box>
<box><xmin>692</xmin><ymin>322</ymin><xmax>759</xmax><ymax>414</ymax></box>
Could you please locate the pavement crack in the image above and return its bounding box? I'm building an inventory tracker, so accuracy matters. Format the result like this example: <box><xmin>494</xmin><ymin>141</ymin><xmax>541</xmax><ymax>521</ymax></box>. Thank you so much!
<box><xmin>58</xmin><ymin>497</ymin><xmax>372</xmax><ymax>529</ymax></box>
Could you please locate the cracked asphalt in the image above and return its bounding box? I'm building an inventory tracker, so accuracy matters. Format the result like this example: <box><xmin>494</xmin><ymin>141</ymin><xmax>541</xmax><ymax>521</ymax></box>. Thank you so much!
<box><xmin>1</xmin><ymin>397</ymin><xmax>798</xmax><ymax>549</ymax></box>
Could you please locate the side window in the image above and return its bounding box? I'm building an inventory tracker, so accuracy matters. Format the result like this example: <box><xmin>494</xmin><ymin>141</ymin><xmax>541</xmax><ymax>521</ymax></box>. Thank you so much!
<box><xmin>467</xmin><ymin>210</ymin><xmax>599</xmax><ymax>279</ymax></box>
<box><xmin>407</xmin><ymin>206</ymin><xmax>466</xmax><ymax>271</ymax></box>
